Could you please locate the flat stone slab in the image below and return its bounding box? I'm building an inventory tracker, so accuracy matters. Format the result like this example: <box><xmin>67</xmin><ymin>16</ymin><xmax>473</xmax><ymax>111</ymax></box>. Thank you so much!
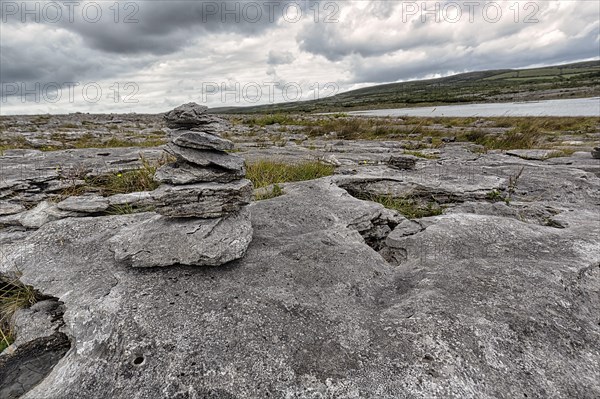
<box><xmin>57</xmin><ymin>195</ymin><xmax>110</xmax><ymax>213</ymax></box>
<box><xmin>506</xmin><ymin>149</ymin><xmax>562</xmax><ymax>160</ymax></box>
<box><xmin>172</xmin><ymin>131</ymin><xmax>233</xmax><ymax>151</ymax></box>
<box><xmin>152</xmin><ymin>179</ymin><xmax>253</xmax><ymax>218</ymax></box>
<box><xmin>17</xmin><ymin>201</ymin><xmax>79</xmax><ymax>229</ymax></box>
<box><xmin>0</xmin><ymin>202</ymin><xmax>26</xmax><ymax>216</ymax></box>
<box><xmin>155</xmin><ymin>162</ymin><xmax>244</xmax><ymax>184</ymax></box>
<box><xmin>109</xmin><ymin>208</ymin><xmax>253</xmax><ymax>267</ymax></box>
<box><xmin>166</xmin><ymin>143</ymin><xmax>245</xmax><ymax>172</ymax></box>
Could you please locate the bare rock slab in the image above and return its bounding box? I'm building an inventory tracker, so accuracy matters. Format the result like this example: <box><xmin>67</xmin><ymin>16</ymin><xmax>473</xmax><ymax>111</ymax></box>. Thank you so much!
<box><xmin>166</xmin><ymin>143</ymin><xmax>245</xmax><ymax>172</ymax></box>
<box><xmin>109</xmin><ymin>208</ymin><xmax>253</xmax><ymax>267</ymax></box>
<box><xmin>155</xmin><ymin>162</ymin><xmax>244</xmax><ymax>184</ymax></box>
<box><xmin>57</xmin><ymin>195</ymin><xmax>110</xmax><ymax>214</ymax></box>
<box><xmin>506</xmin><ymin>149</ymin><xmax>562</xmax><ymax>160</ymax></box>
<box><xmin>152</xmin><ymin>179</ymin><xmax>253</xmax><ymax>218</ymax></box>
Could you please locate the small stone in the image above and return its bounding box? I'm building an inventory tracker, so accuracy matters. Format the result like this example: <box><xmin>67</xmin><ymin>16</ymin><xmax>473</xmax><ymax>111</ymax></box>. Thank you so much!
<box><xmin>166</xmin><ymin>143</ymin><xmax>245</xmax><ymax>172</ymax></box>
<box><xmin>592</xmin><ymin>147</ymin><xmax>600</xmax><ymax>159</ymax></box>
<box><xmin>388</xmin><ymin>155</ymin><xmax>418</xmax><ymax>170</ymax></box>
<box><xmin>152</xmin><ymin>179</ymin><xmax>253</xmax><ymax>218</ymax></box>
<box><xmin>172</xmin><ymin>131</ymin><xmax>234</xmax><ymax>151</ymax></box>
<box><xmin>109</xmin><ymin>208</ymin><xmax>253</xmax><ymax>267</ymax></box>
<box><xmin>57</xmin><ymin>195</ymin><xmax>110</xmax><ymax>213</ymax></box>
<box><xmin>155</xmin><ymin>162</ymin><xmax>244</xmax><ymax>185</ymax></box>
<box><xmin>386</xmin><ymin>220</ymin><xmax>424</xmax><ymax>248</ymax></box>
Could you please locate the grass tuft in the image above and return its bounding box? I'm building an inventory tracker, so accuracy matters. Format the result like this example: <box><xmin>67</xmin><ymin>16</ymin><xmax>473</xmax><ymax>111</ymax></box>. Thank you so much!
<box><xmin>0</xmin><ymin>274</ymin><xmax>41</xmax><ymax>352</ymax></box>
<box><xmin>59</xmin><ymin>155</ymin><xmax>167</xmax><ymax>199</ymax></box>
<box><xmin>361</xmin><ymin>193</ymin><xmax>443</xmax><ymax>219</ymax></box>
<box><xmin>246</xmin><ymin>160</ymin><xmax>335</xmax><ymax>189</ymax></box>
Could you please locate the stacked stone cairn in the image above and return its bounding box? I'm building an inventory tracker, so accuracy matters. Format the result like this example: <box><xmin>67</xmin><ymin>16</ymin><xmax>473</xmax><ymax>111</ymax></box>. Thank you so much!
<box><xmin>109</xmin><ymin>103</ymin><xmax>253</xmax><ymax>268</ymax></box>
<box><xmin>152</xmin><ymin>103</ymin><xmax>252</xmax><ymax>218</ymax></box>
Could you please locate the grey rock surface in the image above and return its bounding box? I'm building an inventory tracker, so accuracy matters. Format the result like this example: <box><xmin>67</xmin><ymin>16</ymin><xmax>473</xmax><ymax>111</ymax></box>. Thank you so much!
<box><xmin>0</xmin><ymin>299</ymin><xmax>70</xmax><ymax>399</ymax></box>
<box><xmin>155</xmin><ymin>162</ymin><xmax>244</xmax><ymax>184</ymax></box>
<box><xmin>57</xmin><ymin>195</ymin><xmax>110</xmax><ymax>213</ymax></box>
<box><xmin>172</xmin><ymin>131</ymin><xmax>234</xmax><ymax>151</ymax></box>
<box><xmin>163</xmin><ymin>103</ymin><xmax>213</xmax><ymax>129</ymax></box>
<box><xmin>167</xmin><ymin>143</ymin><xmax>245</xmax><ymax>172</ymax></box>
<box><xmin>0</xmin><ymin>202</ymin><xmax>25</xmax><ymax>216</ymax></box>
<box><xmin>17</xmin><ymin>201</ymin><xmax>79</xmax><ymax>229</ymax></box>
<box><xmin>107</xmin><ymin>191</ymin><xmax>154</xmax><ymax>207</ymax></box>
<box><xmin>109</xmin><ymin>208</ymin><xmax>253</xmax><ymax>267</ymax></box>
<box><xmin>1</xmin><ymin>171</ymin><xmax>599</xmax><ymax>398</ymax></box>
<box><xmin>387</xmin><ymin>155</ymin><xmax>418</xmax><ymax>170</ymax></box>
<box><xmin>506</xmin><ymin>149</ymin><xmax>562</xmax><ymax>160</ymax></box>
<box><xmin>152</xmin><ymin>179</ymin><xmax>253</xmax><ymax>218</ymax></box>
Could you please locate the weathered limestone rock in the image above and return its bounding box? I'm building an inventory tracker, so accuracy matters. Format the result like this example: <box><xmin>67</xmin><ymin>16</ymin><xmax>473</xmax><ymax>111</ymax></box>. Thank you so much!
<box><xmin>0</xmin><ymin>299</ymin><xmax>70</xmax><ymax>399</ymax></box>
<box><xmin>18</xmin><ymin>201</ymin><xmax>78</xmax><ymax>229</ymax></box>
<box><xmin>0</xmin><ymin>202</ymin><xmax>25</xmax><ymax>216</ymax></box>
<box><xmin>506</xmin><ymin>149</ymin><xmax>562</xmax><ymax>160</ymax></box>
<box><xmin>109</xmin><ymin>208</ymin><xmax>253</xmax><ymax>267</ymax></box>
<box><xmin>107</xmin><ymin>192</ymin><xmax>154</xmax><ymax>208</ymax></box>
<box><xmin>163</xmin><ymin>103</ymin><xmax>214</xmax><ymax>129</ymax></box>
<box><xmin>2</xmin><ymin>175</ymin><xmax>599</xmax><ymax>398</ymax></box>
<box><xmin>152</xmin><ymin>179</ymin><xmax>252</xmax><ymax>218</ymax></box>
<box><xmin>57</xmin><ymin>195</ymin><xmax>110</xmax><ymax>213</ymax></box>
<box><xmin>166</xmin><ymin>143</ymin><xmax>245</xmax><ymax>172</ymax></box>
<box><xmin>172</xmin><ymin>131</ymin><xmax>234</xmax><ymax>151</ymax></box>
<box><xmin>388</xmin><ymin>155</ymin><xmax>418</xmax><ymax>170</ymax></box>
<box><xmin>155</xmin><ymin>162</ymin><xmax>244</xmax><ymax>184</ymax></box>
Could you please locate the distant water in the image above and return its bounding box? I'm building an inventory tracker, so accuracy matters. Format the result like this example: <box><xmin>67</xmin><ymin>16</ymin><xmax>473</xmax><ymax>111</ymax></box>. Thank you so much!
<box><xmin>349</xmin><ymin>97</ymin><xmax>600</xmax><ymax>117</ymax></box>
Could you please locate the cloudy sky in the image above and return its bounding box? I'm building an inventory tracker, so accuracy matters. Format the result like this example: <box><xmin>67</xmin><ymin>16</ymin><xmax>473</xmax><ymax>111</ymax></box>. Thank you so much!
<box><xmin>0</xmin><ymin>0</ymin><xmax>598</xmax><ymax>114</ymax></box>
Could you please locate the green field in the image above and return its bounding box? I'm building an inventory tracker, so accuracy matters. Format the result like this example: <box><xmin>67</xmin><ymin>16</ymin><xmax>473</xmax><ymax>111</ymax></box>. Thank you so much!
<box><xmin>214</xmin><ymin>61</ymin><xmax>600</xmax><ymax>114</ymax></box>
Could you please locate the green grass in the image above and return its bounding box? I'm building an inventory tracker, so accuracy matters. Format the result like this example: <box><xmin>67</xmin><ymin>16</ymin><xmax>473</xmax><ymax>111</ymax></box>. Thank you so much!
<box><xmin>1</xmin><ymin>274</ymin><xmax>41</xmax><ymax>352</ymax></box>
<box><xmin>246</xmin><ymin>160</ymin><xmax>335</xmax><ymax>189</ymax></box>
<box><xmin>404</xmin><ymin>150</ymin><xmax>439</xmax><ymax>159</ymax></box>
<box><xmin>254</xmin><ymin>183</ymin><xmax>284</xmax><ymax>201</ymax></box>
<box><xmin>60</xmin><ymin>156</ymin><xmax>165</xmax><ymax>199</ymax></box>
<box><xmin>361</xmin><ymin>193</ymin><xmax>443</xmax><ymax>219</ymax></box>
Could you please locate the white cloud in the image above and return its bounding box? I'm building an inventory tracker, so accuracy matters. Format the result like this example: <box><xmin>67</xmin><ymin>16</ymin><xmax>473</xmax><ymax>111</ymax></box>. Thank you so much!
<box><xmin>1</xmin><ymin>0</ymin><xmax>598</xmax><ymax>114</ymax></box>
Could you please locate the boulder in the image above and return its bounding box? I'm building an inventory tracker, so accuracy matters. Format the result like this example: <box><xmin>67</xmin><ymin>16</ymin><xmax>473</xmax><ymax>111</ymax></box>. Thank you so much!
<box><xmin>109</xmin><ymin>208</ymin><xmax>253</xmax><ymax>268</ymax></box>
<box><xmin>152</xmin><ymin>179</ymin><xmax>253</xmax><ymax>218</ymax></box>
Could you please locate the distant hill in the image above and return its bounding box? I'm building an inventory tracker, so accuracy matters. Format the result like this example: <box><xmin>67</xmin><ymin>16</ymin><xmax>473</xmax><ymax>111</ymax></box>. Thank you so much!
<box><xmin>212</xmin><ymin>60</ymin><xmax>600</xmax><ymax>114</ymax></box>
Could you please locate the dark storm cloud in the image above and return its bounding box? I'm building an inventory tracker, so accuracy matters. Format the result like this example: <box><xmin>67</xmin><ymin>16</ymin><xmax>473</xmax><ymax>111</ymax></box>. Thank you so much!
<box><xmin>2</xmin><ymin>0</ymin><xmax>301</xmax><ymax>55</ymax></box>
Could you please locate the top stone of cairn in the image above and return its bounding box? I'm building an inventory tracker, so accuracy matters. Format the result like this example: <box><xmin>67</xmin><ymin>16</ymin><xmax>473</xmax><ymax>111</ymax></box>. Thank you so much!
<box><xmin>164</xmin><ymin>102</ymin><xmax>212</xmax><ymax>129</ymax></box>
